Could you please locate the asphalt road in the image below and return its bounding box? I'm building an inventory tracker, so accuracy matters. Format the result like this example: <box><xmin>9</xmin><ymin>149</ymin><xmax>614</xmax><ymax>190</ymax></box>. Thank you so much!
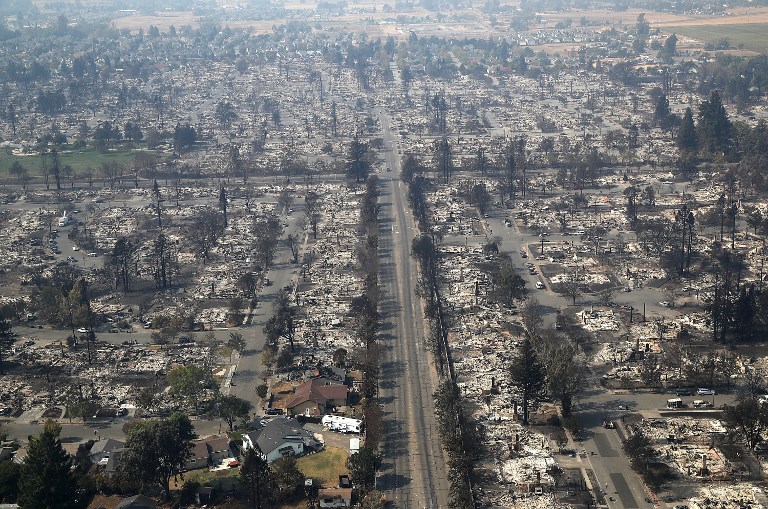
<box><xmin>228</xmin><ymin>206</ymin><xmax>305</xmax><ymax>413</ymax></box>
<box><xmin>376</xmin><ymin>110</ymin><xmax>450</xmax><ymax>508</ymax></box>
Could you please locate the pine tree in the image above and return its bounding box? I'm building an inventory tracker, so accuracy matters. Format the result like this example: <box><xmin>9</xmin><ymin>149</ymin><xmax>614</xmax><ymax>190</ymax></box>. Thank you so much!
<box><xmin>509</xmin><ymin>337</ymin><xmax>547</xmax><ymax>425</ymax></box>
<box><xmin>0</xmin><ymin>318</ymin><xmax>13</xmax><ymax>375</ymax></box>
<box><xmin>654</xmin><ymin>93</ymin><xmax>671</xmax><ymax>128</ymax></box>
<box><xmin>663</xmin><ymin>33</ymin><xmax>677</xmax><ymax>57</ymax></box>
<box><xmin>346</xmin><ymin>136</ymin><xmax>371</xmax><ymax>183</ymax></box>
<box><xmin>698</xmin><ymin>90</ymin><xmax>731</xmax><ymax>154</ymax></box>
<box><xmin>18</xmin><ymin>422</ymin><xmax>78</xmax><ymax>509</ymax></box>
<box><xmin>240</xmin><ymin>449</ymin><xmax>273</xmax><ymax>509</ymax></box>
<box><xmin>677</xmin><ymin>107</ymin><xmax>697</xmax><ymax>152</ymax></box>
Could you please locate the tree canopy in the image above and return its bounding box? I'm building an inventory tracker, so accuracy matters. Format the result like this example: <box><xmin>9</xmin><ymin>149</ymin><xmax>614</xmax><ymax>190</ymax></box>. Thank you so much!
<box><xmin>18</xmin><ymin>422</ymin><xmax>79</xmax><ymax>509</ymax></box>
<box><xmin>509</xmin><ymin>337</ymin><xmax>547</xmax><ymax>425</ymax></box>
<box><xmin>119</xmin><ymin>412</ymin><xmax>196</xmax><ymax>498</ymax></box>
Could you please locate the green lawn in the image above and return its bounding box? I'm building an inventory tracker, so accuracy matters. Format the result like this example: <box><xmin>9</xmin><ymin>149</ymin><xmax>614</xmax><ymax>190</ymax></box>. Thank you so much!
<box><xmin>184</xmin><ymin>464</ymin><xmax>240</xmax><ymax>486</ymax></box>
<box><xmin>296</xmin><ymin>446</ymin><xmax>349</xmax><ymax>486</ymax></box>
<box><xmin>0</xmin><ymin>147</ymin><xmax>157</xmax><ymax>179</ymax></box>
<box><xmin>665</xmin><ymin>23</ymin><xmax>768</xmax><ymax>54</ymax></box>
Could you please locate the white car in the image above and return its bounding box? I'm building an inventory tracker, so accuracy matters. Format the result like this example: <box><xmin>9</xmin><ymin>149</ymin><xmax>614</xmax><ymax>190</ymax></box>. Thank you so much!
<box><xmin>72</xmin><ymin>246</ymin><xmax>79</xmax><ymax>251</ymax></box>
<box><xmin>77</xmin><ymin>327</ymin><xmax>90</xmax><ymax>334</ymax></box>
<box><xmin>697</xmin><ymin>388</ymin><xmax>716</xmax><ymax>396</ymax></box>
<box><xmin>535</xmin><ymin>282</ymin><xmax>545</xmax><ymax>289</ymax></box>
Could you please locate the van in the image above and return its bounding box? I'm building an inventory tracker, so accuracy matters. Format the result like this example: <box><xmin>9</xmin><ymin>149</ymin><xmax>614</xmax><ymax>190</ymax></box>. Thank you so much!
<box><xmin>667</xmin><ymin>398</ymin><xmax>683</xmax><ymax>409</ymax></box>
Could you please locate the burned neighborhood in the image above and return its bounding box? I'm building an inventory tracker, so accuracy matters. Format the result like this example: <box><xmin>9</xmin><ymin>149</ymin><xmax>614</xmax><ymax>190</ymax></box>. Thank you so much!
<box><xmin>3</xmin><ymin>0</ymin><xmax>768</xmax><ymax>508</ymax></box>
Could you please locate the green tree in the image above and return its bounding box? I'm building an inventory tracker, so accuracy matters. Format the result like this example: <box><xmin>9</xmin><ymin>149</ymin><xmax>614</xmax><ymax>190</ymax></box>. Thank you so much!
<box><xmin>433</xmin><ymin>135</ymin><xmax>453</xmax><ymax>184</ymax></box>
<box><xmin>636</xmin><ymin>13</ymin><xmax>650</xmax><ymax>35</ymax></box>
<box><xmin>263</xmin><ymin>290</ymin><xmax>296</xmax><ymax>352</ymax></box>
<box><xmin>653</xmin><ymin>93</ymin><xmax>671</xmax><ymax>129</ymax></box>
<box><xmin>173</xmin><ymin>123</ymin><xmax>196</xmax><ymax>153</ymax></box>
<box><xmin>544</xmin><ymin>340</ymin><xmax>588</xmax><ymax>417</ymax></box>
<box><xmin>347</xmin><ymin>446</ymin><xmax>382</xmax><ymax>494</ymax></box>
<box><xmin>240</xmin><ymin>448</ymin><xmax>273</xmax><ymax>508</ymax></box>
<box><xmin>8</xmin><ymin>160</ymin><xmax>25</xmax><ymax>183</ymax></box>
<box><xmin>119</xmin><ymin>412</ymin><xmax>196</xmax><ymax>499</ymax></box>
<box><xmin>216</xmin><ymin>395</ymin><xmax>252</xmax><ymax>431</ymax></box>
<box><xmin>509</xmin><ymin>337</ymin><xmax>546</xmax><ymax>424</ymax></box>
<box><xmin>0</xmin><ymin>318</ymin><xmax>14</xmax><ymax>375</ymax></box>
<box><xmin>304</xmin><ymin>191</ymin><xmax>321</xmax><ymax>239</ymax></box>
<box><xmin>227</xmin><ymin>332</ymin><xmax>246</xmax><ymax>353</ymax></box>
<box><xmin>271</xmin><ymin>456</ymin><xmax>303</xmax><ymax>502</ymax></box>
<box><xmin>252</xmin><ymin>215</ymin><xmax>281</xmax><ymax>269</ymax></box>
<box><xmin>723</xmin><ymin>396</ymin><xmax>768</xmax><ymax>450</ymax></box>
<box><xmin>494</xmin><ymin>263</ymin><xmax>527</xmax><ymax>307</ymax></box>
<box><xmin>0</xmin><ymin>460</ymin><xmax>20</xmax><ymax>503</ymax></box>
<box><xmin>167</xmin><ymin>365</ymin><xmax>216</xmax><ymax>408</ymax></box>
<box><xmin>18</xmin><ymin>422</ymin><xmax>79</xmax><ymax>509</ymax></box>
<box><xmin>623</xmin><ymin>430</ymin><xmax>654</xmax><ymax>475</ymax></box>
<box><xmin>110</xmin><ymin>238</ymin><xmax>135</xmax><ymax>293</ymax></box>
<box><xmin>215</xmin><ymin>100</ymin><xmax>237</xmax><ymax>131</ymax></box>
<box><xmin>677</xmin><ymin>107</ymin><xmax>697</xmax><ymax>152</ymax></box>
<box><xmin>400</xmin><ymin>154</ymin><xmax>424</xmax><ymax>184</ymax></box>
<box><xmin>661</xmin><ymin>33</ymin><xmax>677</xmax><ymax>59</ymax></box>
<box><xmin>698</xmin><ymin>90</ymin><xmax>731</xmax><ymax>154</ymax></box>
<box><xmin>346</xmin><ymin>135</ymin><xmax>373</xmax><ymax>183</ymax></box>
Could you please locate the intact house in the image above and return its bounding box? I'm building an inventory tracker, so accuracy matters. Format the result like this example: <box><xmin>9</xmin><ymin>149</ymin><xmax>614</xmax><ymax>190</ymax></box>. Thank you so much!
<box><xmin>115</xmin><ymin>494</ymin><xmax>157</xmax><ymax>509</ymax></box>
<box><xmin>318</xmin><ymin>487</ymin><xmax>353</xmax><ymax>508</ymax></box>
<box><xmin>89</xmin><ymin>438</ymin><xmax>125</xmax><ymax>466</ymax></box>
<box><xmin>186</xmin><ymin>435</ymin><xmax>233</xmax><ymax>470</ymax></box>
<box><xmin>285</xmin><ymin>378</ymin><xmax>349</xmax><ymax>417</ymax></box>
<box><xmin>242</xmin><ymin>417</ymin><xmax>323</xmax><ymax>463</ymax></box>
<box><xmin>105</xmin><ymin>448</ymin><xmax>127</xmax><ymax>474</ymax></box>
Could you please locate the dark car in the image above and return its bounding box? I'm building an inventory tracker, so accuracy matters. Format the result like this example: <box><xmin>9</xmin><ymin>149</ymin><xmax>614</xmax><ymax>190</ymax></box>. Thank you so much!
<box><xmin>676</xmin><ymin>388</ymin><xmax>693</xmax><ymax>396</ymax></box>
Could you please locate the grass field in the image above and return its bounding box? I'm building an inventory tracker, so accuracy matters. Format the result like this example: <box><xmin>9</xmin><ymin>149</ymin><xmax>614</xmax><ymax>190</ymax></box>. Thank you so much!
<box><xmin>664</xmin><ymin>23</ymin><xmax>768</xmax><ymax>54</ymax></box>
<box><xmin>296</xmin><ymin>446</ymin><xmax>349</xmax><ymax>486</ymax></box>
<box><xmin>0</xmin><ymin>148</ymin><xmax>154</xmax><ymax>178</ymax></box>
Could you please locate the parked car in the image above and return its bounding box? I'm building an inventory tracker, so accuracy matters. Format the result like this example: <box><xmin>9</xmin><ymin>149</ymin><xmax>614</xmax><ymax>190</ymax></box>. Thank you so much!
<box><xmin>697</xmin><ymin>388</ymin><xmax>716</xmax><ymax>396</ymax></box>
<box><xmin>77</xmin><ymin>327</ymin><xmax>90</xmax><ymax>334</ymax></box>
<box><xmin>675</xmin><ymin>388</ymin><xmax>693</xmax><ymax>396</ymax></box>
<box><xmin>535</xmin><ymin>282</ymin><xmax>545</xmax><ymax>289</ymax></box>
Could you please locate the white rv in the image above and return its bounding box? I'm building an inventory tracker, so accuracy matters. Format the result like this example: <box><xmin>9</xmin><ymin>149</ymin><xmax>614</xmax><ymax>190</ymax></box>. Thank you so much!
<box><xmin>321</xmin><ymin>415</ymin><xmax>363</xmax><ymax>434</ymax></box>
